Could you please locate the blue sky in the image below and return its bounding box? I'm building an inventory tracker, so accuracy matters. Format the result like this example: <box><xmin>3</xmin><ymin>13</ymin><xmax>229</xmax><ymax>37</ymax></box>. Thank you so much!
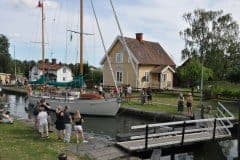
<box><xmin>0</xmin><ymin>0</ymin><xmax>240</xmax><ymax>67</ymax></box>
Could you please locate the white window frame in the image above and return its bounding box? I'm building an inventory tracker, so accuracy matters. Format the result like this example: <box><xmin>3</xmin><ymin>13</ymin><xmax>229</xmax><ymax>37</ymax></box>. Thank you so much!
<box><xmin>161</xmin><ymin>74</ymin><xmax>167</xmax><ymax>82</ymax></box>
<box><xmin>115</xmin><ymin>53</ymin><xmax>123</xmax><ymax>63</ymax></box>
<box><xmin>116</xmin><ymin>71</ymin><xmax>123</xmax><ymax>83</ymax></box>
<box><xmin>144</xmin><ymin>72</ymin><xmax>150</xmax><ymax>82</ymax></box>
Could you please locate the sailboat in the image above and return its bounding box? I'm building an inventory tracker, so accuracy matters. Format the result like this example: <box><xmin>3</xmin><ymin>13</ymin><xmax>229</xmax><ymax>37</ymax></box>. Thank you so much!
<box><xmin>28</xmin><ymin>0</ymin><xmax>121</xmax><ymax>116</ymax></box>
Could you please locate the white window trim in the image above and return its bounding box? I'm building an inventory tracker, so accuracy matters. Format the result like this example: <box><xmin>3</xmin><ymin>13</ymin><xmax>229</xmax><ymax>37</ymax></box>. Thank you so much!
<box><xmin>144</xmin><ymin>72</ymin><xmax>150</xmax><ymax>82</ymax></box>
<box><xmin>116</xmin><ymin>71</ymin><xmax>123</xmax><ymax>83</ymax></box>
<box><xmin>115</xmin><ymin>52</ymin><xmax>123</xmax><ymax>63</ymax></box>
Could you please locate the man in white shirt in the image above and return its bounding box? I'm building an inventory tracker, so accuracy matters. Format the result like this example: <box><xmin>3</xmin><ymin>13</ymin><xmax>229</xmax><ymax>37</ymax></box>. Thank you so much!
<box><xmin>37</xmin><ymin>106</ymin><xmax>48</xmax><ymax>138</ymax></box>
<box><xmin>127</xmin><ymin>84</ymin><xmax>132</xmax><ymax>102</ymax></box>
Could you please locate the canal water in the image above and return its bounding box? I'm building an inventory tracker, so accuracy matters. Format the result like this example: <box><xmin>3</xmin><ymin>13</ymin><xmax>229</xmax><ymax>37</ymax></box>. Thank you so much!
<box><xmin>1</xmin><ymin>94</ymin><xmax>239</xmax><ymax>160</ymax></box>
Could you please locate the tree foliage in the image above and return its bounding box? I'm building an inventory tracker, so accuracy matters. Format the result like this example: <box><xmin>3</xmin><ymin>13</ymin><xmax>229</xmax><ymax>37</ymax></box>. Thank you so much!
<box><xmin>0</xmin><ymin>34</ymin><xmax>9</xmax><ymax>54</ymax></box>
<box><xmin>177</xmin><ymin>58</ymin><xmax>213</xmax><ymax>87</ymax></box>
<box><xmin>0</xmin><ymin>35</ymin><xmax>12</xmax><ymax>73</ymax></box>
<box><xmin>180</xmin><ymin>9</ymin><xmax>240</xmax><ymax>80</ymax></box>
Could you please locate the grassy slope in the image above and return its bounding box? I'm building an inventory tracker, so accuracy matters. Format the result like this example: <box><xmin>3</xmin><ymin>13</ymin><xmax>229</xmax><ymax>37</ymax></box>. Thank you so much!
<box><xmin>0</xmin><ymin>121</ymin><xmax>73</xmax><ymax>160</ymax></box>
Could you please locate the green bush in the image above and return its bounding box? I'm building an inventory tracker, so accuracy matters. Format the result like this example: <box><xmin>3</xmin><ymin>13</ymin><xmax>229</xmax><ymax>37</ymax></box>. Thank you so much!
<box><xmin>204</xmin><ymin>81</ymin><xmax>240</xmax><ymax>99</ymax></box>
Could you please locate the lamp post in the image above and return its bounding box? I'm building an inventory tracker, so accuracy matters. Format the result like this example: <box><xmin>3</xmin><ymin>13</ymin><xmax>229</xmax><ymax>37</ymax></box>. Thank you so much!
<box><xmin>200</xmin><ymin>48</ymin><xmax>205</xmax><ymax>118</ymax></box>
<box><xmin>14</xmin><ymin>45</ymin><xmax>16</xmax><ymax>83</ymax></box>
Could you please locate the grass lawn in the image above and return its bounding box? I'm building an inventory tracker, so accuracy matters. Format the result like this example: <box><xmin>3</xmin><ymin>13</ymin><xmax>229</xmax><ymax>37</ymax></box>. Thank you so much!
<box><xmin>122</xmin><ymin>93</ymin><xmax>238</xmax><ymax>118</ymax></box>
<box><xmin>0</xmin><ymin>120</ymin><xmax>89</xmax><ymax>160</ymax></box>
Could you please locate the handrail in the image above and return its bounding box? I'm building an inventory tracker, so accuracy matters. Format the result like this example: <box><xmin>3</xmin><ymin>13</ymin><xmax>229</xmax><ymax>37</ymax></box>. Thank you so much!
<box><xmin>126</xmin><ymin>101</ymin><xmax>234</xmax><ymax>150</ymax></box>
<box><xmin>218</xmin><ymin>102</ymin><xmax>234</xmax><ymax>118</ymax></box>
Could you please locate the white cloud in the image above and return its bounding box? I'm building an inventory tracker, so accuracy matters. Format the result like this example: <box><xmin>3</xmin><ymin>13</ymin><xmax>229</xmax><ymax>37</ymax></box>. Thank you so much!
<box><xmin>1</xmin><ymin>0</ymin><xmax>240</xmax><ymax>66</ymax></box>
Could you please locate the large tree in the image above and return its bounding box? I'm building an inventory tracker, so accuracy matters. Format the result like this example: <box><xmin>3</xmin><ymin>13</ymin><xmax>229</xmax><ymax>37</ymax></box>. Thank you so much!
<box><xmin>180</xmin><ymin>9</ymin><xmax>240</xmax><ymax>80</ymax></box>
<box><xmin>0</xmin><ymin>34</ymin><xmax>12</xmax><ymax>73</ymax></box>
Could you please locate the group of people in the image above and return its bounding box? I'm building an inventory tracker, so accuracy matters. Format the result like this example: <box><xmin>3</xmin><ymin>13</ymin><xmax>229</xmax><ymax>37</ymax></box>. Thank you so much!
<box><xmin>33</xmin><ymin>99</ymin><xmax>87</xmax><ymax>143</ymax></box>
<box><xmin>140</xmin><ymin>87</ymin><xmax>152</xmax><ymax>105</ymax></box>
<box><xmin>55</xmin><ymin>106</ymin><xmax>87</xmax><ymax>143</ymax></box>
<box><xmin>177</xmin><ymin>92</ymin><xmax>193</xmax><ymax>116</ymax></box>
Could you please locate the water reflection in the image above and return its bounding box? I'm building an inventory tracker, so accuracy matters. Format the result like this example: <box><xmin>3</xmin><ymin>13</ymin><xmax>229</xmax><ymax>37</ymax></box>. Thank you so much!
<box><xmin>3</xmin><ymin>94</ymin><xmax>28</xmax><ymax>119</ymax></box>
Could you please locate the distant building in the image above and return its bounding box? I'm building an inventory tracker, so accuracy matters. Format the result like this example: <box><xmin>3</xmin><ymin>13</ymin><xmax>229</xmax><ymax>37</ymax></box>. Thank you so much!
<box><xmin>0</xmin><ymin>73</ymin><xmax>11</xmax><ymax>85</ymax></box>
<box><xmin>100</xmin><ymin>33</ymin><xmax>176</xmax><ymax>89</ymax></box>
<box><xmin>29</xmin><ymin>58</ymin><xmax>73</xmax><ymax>83</ymax></box>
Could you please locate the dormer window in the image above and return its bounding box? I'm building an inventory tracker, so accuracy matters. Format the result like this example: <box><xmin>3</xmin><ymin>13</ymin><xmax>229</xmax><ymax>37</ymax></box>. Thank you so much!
<box><xmin>115</xmin><ymin>53</ymin><xmax>123</xmax><ymax>63</ymax></box>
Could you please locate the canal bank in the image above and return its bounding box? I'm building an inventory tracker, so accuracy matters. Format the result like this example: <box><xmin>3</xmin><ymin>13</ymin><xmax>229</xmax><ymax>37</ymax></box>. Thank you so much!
<box><xmin>1</xmin><ymin>86</ymin><xmax>27</xmax><ymax>95</ymax></box>
<box><xmin>119</xmin><ymin>106</ymin><xmax>190</xmax><ymax>122</ymax></box>
<box><xmin>1</xmin><ymin>93</ymin><xmax>239</xmax><ymax>159</ymax></box>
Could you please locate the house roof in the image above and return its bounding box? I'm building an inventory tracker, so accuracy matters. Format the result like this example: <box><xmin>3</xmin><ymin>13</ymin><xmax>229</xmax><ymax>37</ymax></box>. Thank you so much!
<box><xmin>100</xmin><ymin>36</ymin><xmax>176</xmax><ymax>66</ymax></box>
<box><xmin>151</xmin><ymin>65</ymin><xmax>175</xmax><ymax>74</ymax></box>
<box><xmin>125</xmin><ymin>37</ymin><xmax>175</xmax><ymax>66</ymax></box>
<box><xmin>38</xmin><ymin>62</ymin><xmax>62</xmax><ymax>71</ymax></box>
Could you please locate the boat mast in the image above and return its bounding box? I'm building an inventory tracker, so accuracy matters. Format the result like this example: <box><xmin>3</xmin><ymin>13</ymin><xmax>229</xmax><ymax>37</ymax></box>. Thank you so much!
<box><xmin>80</xmin><ymin>0</ymin><xmax>83</xmax><ymax>74</ymax></box>
<box><xmin>39</xmin><ymin>0</ymin><xmax>45</xmax><ymax>74</ymax></box>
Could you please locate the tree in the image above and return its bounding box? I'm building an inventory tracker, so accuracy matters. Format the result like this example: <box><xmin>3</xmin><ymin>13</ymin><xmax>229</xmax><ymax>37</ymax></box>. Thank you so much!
<box><xmin>180</xmin><ymin>9</ymin><xmax>240</xmax><ymax>80</ymax></box>
<box><xmin>177</xmin><ymin>58</ymin><xmax>213</xmax><ymax>87</ymax></box>
<box><xmin>0</xmin><ymin>34</ymin><xmax>12</xmax><ymax>73</ymax></box>
<box><xmin>0</xmin><ymin>34</ymin><xmax>9</xmax><ymax>54</ymax></box>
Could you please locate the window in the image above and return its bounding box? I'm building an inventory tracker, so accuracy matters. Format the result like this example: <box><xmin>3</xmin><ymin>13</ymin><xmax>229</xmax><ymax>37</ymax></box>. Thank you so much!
<box><xmin>116</xmin><ymin>71</ymin><xmax>123</xmax><ymax>82</ymax></box>
<box><xmin>144</xmin><ymin>72</ymin><xmax>149</xmax><ymax>82</ymax></box>
<box><xmin>161</xmin><ymin>74</ymin><xmax>167</xmax><ymax>82</ymax></box>
<box><xmin>63</xmin><ymin>68</ymin><xmax>66</xmax><ymax>73</ymax></box>
<box><xmin>115</xmin><ymin>53</ymin><xmax>123</xmax><ymax>63</ymax></box>
<box><xmin>63</xmin><ymin>77</ymin><xmax>66</xmax><ymax>81</ymax></box>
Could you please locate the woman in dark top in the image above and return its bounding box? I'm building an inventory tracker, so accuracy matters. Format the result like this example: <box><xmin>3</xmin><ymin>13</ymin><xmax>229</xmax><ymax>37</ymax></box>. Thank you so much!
<box><xmin>74</xmin><ymin>110</ymin><xmax>87</xmax><ymax>143</ymax></box>
<box><xmin>55</xmin><ymin>107</ymin><xmax>65</xmax><ymax>140</ymax></box>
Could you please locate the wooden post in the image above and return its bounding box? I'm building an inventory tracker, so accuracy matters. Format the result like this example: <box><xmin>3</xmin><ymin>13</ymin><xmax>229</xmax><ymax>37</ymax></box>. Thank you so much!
<box><xmin>145</xmin><ymin>124</ymin><xmax>149</xmax><ymax>150</ymax></box>
<box><xmin>212</xmin><ymin>118</ymin><xmax>217</xmax><ymax>141</ymax></box>
<box><xmin>181</xmin><ymin>121</ymin><xmax>186</xmax><ymax>145</ymax></box>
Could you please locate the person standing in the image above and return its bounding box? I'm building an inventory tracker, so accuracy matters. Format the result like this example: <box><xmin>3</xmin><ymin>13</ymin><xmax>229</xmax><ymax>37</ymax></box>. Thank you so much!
<box><xmin>37</xmin><ymin>106</ymin><xmax>48</xmax><ymax>138</ymax></box>
<box><xmin>63</xmin><ymin>106</ymin><xmax>72</xmax><ymax>143</ymax></box>
<box><xmin>186</xmin><ymin>92</ymin><xmax>193</xmax><ymax>116</ymax></box>
<box><xmin>55</xmin><ymin>107</ymin><xmax>65</xmax><ymax>140</ymax></box>
<box><xmin>146</xmin><ymin>87</ymin><xmax>152</xmax><ymax>104</ymax></box>
<box><xmin>126</xmin><ymin>84</ymin><xmax>132</xmax><ymax>102</ymax></box>
<box><xmin>177</xmin><ymin>93</ymin><xmax>184</xmax><ymax>113</ymax></box>
<box><xmin>140</xmin><ymin>88</ymin><xmax>146</xmax><ymax>105</ymax></box>
<box><xmin>98</xmin><ymin>85</ymin><xmax>103</xmax><ymax>95</ymax></box>
<box><xmin>74</xmin><ymin>110</ymin><xmax>87</xmax><ymax>143</ymax></box>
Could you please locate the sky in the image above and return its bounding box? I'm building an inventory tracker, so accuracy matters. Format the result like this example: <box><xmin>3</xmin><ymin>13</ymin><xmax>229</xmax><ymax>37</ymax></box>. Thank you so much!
<box><xmin>0</xmin><ymin>0</ymin><xmax>240</xmax><ymax>67</ymax></box>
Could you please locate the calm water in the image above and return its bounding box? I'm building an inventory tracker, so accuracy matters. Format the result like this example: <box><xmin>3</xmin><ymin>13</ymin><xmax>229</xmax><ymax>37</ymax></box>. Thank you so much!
<box><xmin>1</xmin><ymin>94</ymin><xmax>239</xmax><ymax>160</ymax></box>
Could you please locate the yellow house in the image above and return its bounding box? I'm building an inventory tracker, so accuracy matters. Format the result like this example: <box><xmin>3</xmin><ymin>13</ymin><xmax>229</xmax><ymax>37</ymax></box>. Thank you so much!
<box><xmin>100</xmin><ymin>33</ymin><xmax>176</xmax><ymax>89</ymax></box>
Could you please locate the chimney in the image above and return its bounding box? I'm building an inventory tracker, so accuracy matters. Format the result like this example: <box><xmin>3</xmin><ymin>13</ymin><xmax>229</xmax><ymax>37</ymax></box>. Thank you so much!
<box><xmin>45</xmin><ymin>59</ymin><xmax>49</xmax><ymax>64</ymax></box>
<box><xmin>136</xmin><ymin>33</ymin><xmax>143</xmax><ymax>42</ymax></box>
<box><xmin>52</xmin><ymin>58</ymin><xmax>57</xmax><ymax>64</ymax></box>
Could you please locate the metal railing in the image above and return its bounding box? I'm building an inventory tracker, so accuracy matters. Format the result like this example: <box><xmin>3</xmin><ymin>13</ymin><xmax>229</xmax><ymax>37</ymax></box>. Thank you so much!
<box><xmin>128</xmin><ymin>102</ymin><xmax>234</xmax><ymax>150</ymax></box>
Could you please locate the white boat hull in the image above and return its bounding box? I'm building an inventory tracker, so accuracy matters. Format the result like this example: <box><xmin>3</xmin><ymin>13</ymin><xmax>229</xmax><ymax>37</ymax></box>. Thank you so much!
<box><xmin>28</xmin><ymin>96</ymin><xmax>121</xmax><ymax>116</ymax></box>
